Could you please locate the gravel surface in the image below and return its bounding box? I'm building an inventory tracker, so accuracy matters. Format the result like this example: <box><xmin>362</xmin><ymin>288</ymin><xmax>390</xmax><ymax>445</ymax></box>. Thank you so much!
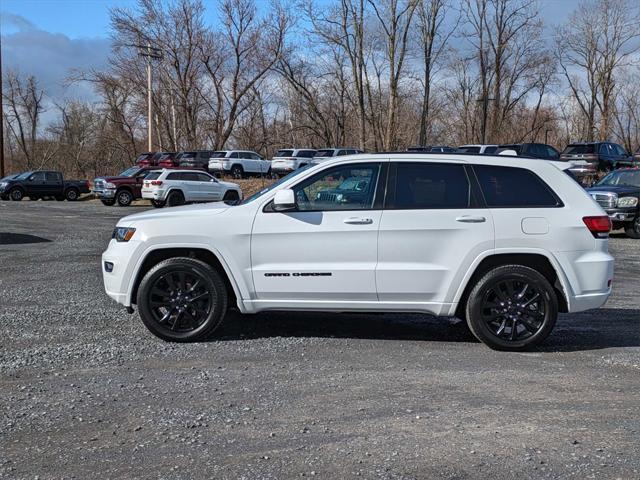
<box><xmin>1</xmin><ymin>200</ymin><xmax>639</xmax><ymax>479</ymax></box>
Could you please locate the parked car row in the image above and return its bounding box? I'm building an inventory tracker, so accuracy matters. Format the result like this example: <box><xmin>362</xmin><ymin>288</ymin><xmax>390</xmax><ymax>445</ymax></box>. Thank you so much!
<box><xmin>135</xmin><ymin>147</ymin><xmax>365</xmax><ymax>178</ymax></box>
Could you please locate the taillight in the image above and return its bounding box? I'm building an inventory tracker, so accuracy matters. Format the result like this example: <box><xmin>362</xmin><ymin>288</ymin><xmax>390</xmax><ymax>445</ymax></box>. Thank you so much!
<box><xmin>583</xmin><ymin>215</ymin><xmax>611</xmax><ymax>238</ymax></box>
<box><xmin>150</xmin><ymin>180</ymin><xmax>163</xmax><ymax>186</ymax></box>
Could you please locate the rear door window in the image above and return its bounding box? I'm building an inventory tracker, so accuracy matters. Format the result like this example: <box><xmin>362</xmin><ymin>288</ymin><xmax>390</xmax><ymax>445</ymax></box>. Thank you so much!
<box><xmin>474</xmin><ymin>165</ymin><xmax>561</xmax><ymax>208</ymax></box>
<box><xmin>45</xmin><ymin>172</ymin><xmax>61</xmax><ymax>182</ymax></box>
<box><xmin>388</xmin><ymin>163</ymin><xmax>470</xmax><ymax>209</ymax></box>
<box><xmin>164</xmin><ymin>172</ymin><xmax>180</xmax><ymax>180</ymax></box>
<box><xmin>181</xmin><ymin>172</ymin><xmax>200</xmax><ymax>182</ymax></box>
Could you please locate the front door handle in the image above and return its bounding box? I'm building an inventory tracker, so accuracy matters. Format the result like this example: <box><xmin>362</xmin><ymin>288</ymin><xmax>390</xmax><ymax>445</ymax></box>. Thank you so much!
<box><xmin>344</xmin><ymin>217</ymin><xmax>373</xmax><ymax>225</ymax></box>
<box><xmin>456</xmin><ymin>215</ymin><xmax>486</xmax><ymax>223</ymax></box>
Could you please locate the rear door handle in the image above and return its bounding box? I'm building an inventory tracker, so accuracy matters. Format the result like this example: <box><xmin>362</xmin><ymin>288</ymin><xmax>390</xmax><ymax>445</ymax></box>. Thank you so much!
<box><xmin>344</xmin><ymin>217</ymin><xmax>374</xmax><ymax>225</ymax></box>
<box><xmin>456</xmin><ymin>215</ymin><xmax>486</xmax><ymax>223</ymax></box>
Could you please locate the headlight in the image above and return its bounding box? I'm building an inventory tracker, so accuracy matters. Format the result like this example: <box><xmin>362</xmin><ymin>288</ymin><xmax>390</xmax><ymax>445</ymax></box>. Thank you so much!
<box><xmin>112</xmin><ymin>227</ymin><xmax>136</xmax><ymax>242</ymax></box>
<box><xmin>105</xmin><ymin>182</ymin><xmax>116</xmax><ymax>189</ymax></box>
<box><xmin>0</xmin><ymin>182</ymin><xmax>7</xmax><ymax>188</ymax></box>
<box><xmin>618</xmin><ymin>197</ymin><xmax>638</xmax><ymax>207</ymax></box>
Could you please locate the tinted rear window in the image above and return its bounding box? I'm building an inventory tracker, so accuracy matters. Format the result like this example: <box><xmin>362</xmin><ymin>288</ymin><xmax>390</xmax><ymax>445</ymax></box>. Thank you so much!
<box><xmin>475</xmin><ymin>165</ymin><xmax>561</xmax><ymax>208</ymax></box>
<box><xmin>562</xmin><ymin>144</ymin><xmax>596</xmax><ymax>155</ymax></box>
<box><xmin>315</xmin><ymin>149</ymin><xmax>335</xmax><ymax>157</ymax></box>
<box><xmin>296</xmin><ymin>150</ymin><xmax>316</xmax><ymax>158</ymax></box>
<box><xmin>389</xmin><ymin>163</ymin><xmax>470</xmax><ymax>209</ymax></box>
<box><xmin>458</xmin><ymin>146</ymin><xmax>480</xmax><ymax>153</ymax></box>
<box><xmin>275</xmin><ymin>150</ymin><xmax>294</xmax><ymax>157</ymax></box>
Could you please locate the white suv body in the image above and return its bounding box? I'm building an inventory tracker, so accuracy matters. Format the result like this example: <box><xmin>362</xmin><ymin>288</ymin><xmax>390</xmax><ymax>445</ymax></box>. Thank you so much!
<box><xmin>271</xmin><ymin>149</ymin><xmax>317</xmax><ymax>176</ymax></box>
<box><xmin>207</xmin><ymin>150</ymin><xmax>270</xmax><ymax>178</ymax></box>
<box><xmin>103</xmin><ymin>153</ymin><xmax>614</xmax><ymax>350</ymax></box>
<box><xmin>141</xmin><ymin>169</ymin><xmax>241</xmax><ymax>206</ymax></box>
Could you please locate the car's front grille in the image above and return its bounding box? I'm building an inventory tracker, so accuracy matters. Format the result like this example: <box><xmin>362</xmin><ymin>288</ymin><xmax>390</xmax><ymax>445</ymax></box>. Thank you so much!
<box><xmin>590</xmin><ymin>192</ymin><xmax>617</xmax><ymax>209</ymax></box>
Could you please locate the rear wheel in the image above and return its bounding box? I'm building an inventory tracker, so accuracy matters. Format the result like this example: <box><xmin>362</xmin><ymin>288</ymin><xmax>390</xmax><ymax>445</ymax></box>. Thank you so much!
<box><xmin>151</xmin><ymin>199</ymin><xmax>166</xmax><ymax>208</ymax></box>
<box><xmin>116</xmin><ymin>189</ymin><xmax>134</xmax><ymax>207</ymax></box>
<box><xmin>624</xmin><ymin>216</ymin><xmax>640</xmax><ymax>239</ymax></box>
<box><xmin>101</xmin><ymin>199</ymin><xmax>116</xmax><ymax>206</ymax></box>
<box><xmin>9</xmin><ymin>188</ymin><xmax>24</xmax><ymax>201</ymax></box>
<box><xmin>465</xmin><ymin>265</ymin><xmax>558</xmax><ymax>351</ymax></box>
<box><xmin>137</xmin><ymin>257</ymin><xmax>228</xmax><ymax>342</ymax></box>
<box><xmin>65</xmin><ymin>188</ymin><xmax>80</xmax><ymax>201</ymax></box>
<box><xmin>230</xmin><ymin>165</ymin><xmax>244</xmax><ymax>179</ymax></box>
<box><xmin>166</xmin><ymin>190</ymin><xmax>185</xmax><ymax>207</ymax></box>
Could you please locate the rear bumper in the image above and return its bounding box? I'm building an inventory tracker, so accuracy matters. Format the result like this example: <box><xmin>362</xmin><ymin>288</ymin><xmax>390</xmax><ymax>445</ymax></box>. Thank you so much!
<box><xmin>603</xmin><ymin>208</ymin><xmax>636</xmax><ymax>222</ymax></box>
<box><xmin>141</xmin><ymin>189</ymin><xmax>165</xmax><ymax>200</ymax></box>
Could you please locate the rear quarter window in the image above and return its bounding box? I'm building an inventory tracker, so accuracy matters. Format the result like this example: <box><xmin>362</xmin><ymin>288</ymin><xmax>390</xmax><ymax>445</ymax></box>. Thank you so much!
<box><xmin>474</xmin><ymin>165</ymin><xmax>562</xmax><ymax>208</ymax></box>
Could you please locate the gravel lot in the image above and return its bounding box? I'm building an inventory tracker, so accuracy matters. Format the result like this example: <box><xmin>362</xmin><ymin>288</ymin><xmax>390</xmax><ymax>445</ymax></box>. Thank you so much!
<box><xmin>1</xmin><ymin>200</ymin><xmax>639</xmax><ymax>479</ymax></box>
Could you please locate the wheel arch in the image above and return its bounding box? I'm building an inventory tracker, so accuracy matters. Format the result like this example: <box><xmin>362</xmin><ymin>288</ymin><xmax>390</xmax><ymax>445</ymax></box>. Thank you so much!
<box><xmin>454</xmin><ymin>252</ymin><xmax>569</xmax><ymax>318</ymax></box>
<box><xmin>129</xmin><ymin>246</ymin><xmax>243</xmax><ymax>312</ymax></box>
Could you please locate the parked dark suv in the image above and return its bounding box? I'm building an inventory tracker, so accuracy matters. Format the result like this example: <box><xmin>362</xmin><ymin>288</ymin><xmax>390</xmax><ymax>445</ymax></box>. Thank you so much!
<box><xmin>497</xmin><ymin>143</ymin><xmax>560</xmax><ymax>160</ymax></box>
<box><xmin>177</xmin><ymin>151</ymin><xmax>216</xmax><ymax>169</ymax></box>
<box><xmin>561</xmin><ymin>142</ymin><xmax>631</xmax><ymax>174</ymax></box>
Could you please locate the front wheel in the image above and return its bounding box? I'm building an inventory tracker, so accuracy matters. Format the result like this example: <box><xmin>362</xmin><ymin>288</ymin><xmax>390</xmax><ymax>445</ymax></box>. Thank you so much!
<box><xmin>624</xmin><ymin>216</ymin><xmax>640</xmax><ymax>239</ymax></box>
<box><xmin>465</xmin><ymin>265</ymin><xmax>558</xmax><ymax>351</ymax></box>
<box><xmin>223</xmin><ymin>190</ymin><xmax>239</xmax><ymax>202</ymax></box>
<box><xmin>137</xmin><ymin>257</ymin><xmax>228</xmax><ymax>342</ymax></box>
<box><xmin>9</xmin><ymin>188</ymin><xmax>24</xmax><ymax>201</ymax></box>
<box><xmin>116</xmin><ymin>189</ymin><xmax>134</xmax><ymax>207</ymax></box>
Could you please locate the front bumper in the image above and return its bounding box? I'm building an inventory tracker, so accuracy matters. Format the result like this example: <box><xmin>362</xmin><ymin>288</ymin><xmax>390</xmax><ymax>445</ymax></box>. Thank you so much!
<box><xmin>92</xmin><ymin>188</ymin><xmax>116</xmax><ymax>199</ymax></box>
<box><xmin>102</xmin><ymin>239</ymin><xmax>145</xmax><ymax>307</ymax></box>
<box><xmin>603</xmin><ymin>207</ymin><xmax>636</xmax><ymax>222</ymax></box>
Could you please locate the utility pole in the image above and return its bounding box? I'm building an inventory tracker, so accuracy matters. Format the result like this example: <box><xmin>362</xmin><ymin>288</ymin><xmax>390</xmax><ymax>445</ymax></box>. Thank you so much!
<box><xmin>136</xmin><ymin>43</ymin><xmax>162</xmax><ymax>152</ymax></box>
<box><xmin>476</xmin><ymin>95</ymin><xmax>495</xmax><ymax>144</ymax></box>
<box><xmin>0</xmin><ymin>33</ymin><xmax>5</xmax><ymax>177</ymax></box>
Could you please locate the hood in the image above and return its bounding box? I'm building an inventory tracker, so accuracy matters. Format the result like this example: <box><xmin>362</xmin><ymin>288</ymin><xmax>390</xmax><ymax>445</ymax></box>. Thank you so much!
<box><xmin>587</xmin><ymin>185</ymin><xmax>640</xmax><ymax>195</ymax></box>
<box><xmin>118</xmin><ymin>202</ymin><xmax>231</xmax><ymax>225</ymax></box>
<box><xmin>218</xmin><ymin>180</ymin><xmax>239</xmax><ymax>189</ymax></box>
<box><xmin>95</xmin><ymin>175</ymin><xmax>137</xmax><ymax>183</ymax></box>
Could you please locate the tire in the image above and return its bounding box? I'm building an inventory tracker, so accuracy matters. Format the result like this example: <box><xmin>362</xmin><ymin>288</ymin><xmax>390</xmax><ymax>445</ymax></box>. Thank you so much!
<box><xmin>223</xmin><ymin>190</ymin><xmax>240</xmax><ymax>202</ymax></box>
<box><xmin>137</xmin><ymin>257</ymin><xmax>228</xmax><ymax>342</ymax></box>
<box><xmin>65</xmin><ymin>188</ymin><xmax>80</xmax><ymax>201</ymax></box>
<box><xmin>9</xmin><ymin>188</ymin><xmax>24</xmax><ymax>201</ymax></box>
<box><xmin>101</xmin><ymin>199</ymin><xmax>116</xmax><ymax>206</ymax></box>
<box><xmin>624</xmin><ymin>216</ymin><xmax>640</xmax><ymax>239</ymax></box>
<box><xmin>465</xmin><ymin>265</ymin><xmax>558</xmax><ymax>351</ymax></box>
<box><xmin>151</xmin><ymin>199</ymin><xmax>166</xmax><ymax>208</ymax></box>
<box><xmin>166</xmin><ymin>190</ymin><xmax>185</xmax><ymax>207</ymax></box>
<box><xmin>230</xmin><ymin>165</ymin><xmax>244</xmax><ymax>179</ymax></box>
<box><xmin>116</xmin><ymin>189</ymin><xmax>134</xmax><ymax>207</ymax></box>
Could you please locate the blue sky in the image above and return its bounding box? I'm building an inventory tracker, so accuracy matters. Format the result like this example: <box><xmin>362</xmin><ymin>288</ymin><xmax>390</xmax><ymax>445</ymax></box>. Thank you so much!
<box><xmin>1</xmin><ymin>0</ymin><xmax>577</xmax><ymax>104</ymax></box>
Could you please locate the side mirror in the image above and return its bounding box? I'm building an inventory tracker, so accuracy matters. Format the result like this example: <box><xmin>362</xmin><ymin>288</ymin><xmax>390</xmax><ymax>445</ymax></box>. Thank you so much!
<box><xmin>273</xmin><ymin>189</ymin><xmax>296</xmax><ymax>212</ymax></box>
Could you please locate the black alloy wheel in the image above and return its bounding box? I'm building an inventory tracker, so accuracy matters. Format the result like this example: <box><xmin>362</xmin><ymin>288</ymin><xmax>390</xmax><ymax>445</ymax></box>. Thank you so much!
<box><xmin>116</xmin><ymin>189</ymin><xmax>134</xmax><ymax>206</ymax></box>
<box><xmin>465</xmin><ymin>265</ymin><xmax>558</xmax><ymax>351</ymax></box>
<box><xmin>65</xmin><ymin>188</ymin><xmax>79</xmax><ymax>201</ymax></box>
<box><xmin>137</xmin><ymin>257</ymin><xmax>228</xmax><ymax>342</ymax></box>
<box><xmin>166</xmin><ymin>190</ymin><xmax>185</xmax><ymax>207</ymax></box>
<box><xmin>230</xmin><ymin>165</ymin><xmax>243</xmax><ymax>179</ymax></box>
<box><xmin>9</xmin><ymin>188</ymin><xmax>24</xmax><ymax>201</ymax></box>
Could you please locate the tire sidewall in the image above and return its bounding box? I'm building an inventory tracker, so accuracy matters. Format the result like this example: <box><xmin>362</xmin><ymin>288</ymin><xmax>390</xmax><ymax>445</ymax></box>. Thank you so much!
<box><xmin>117</xmin><ymin>189</ymin><xmax>133</xmax><ymax>206</ymax></box>
<box><xmin>465</xmin><ymin>266</ymin><xmax>558</xmax><ymax>351</ymax></box>
<box><xmin>167</xmin><ymin>191</ymin><xmax>184</xmax><ymax>207</ymax></box>
<box><xmin>137</xmin><ymin>258</ymin><xmax>228</xmax><ymax>342</ymax></box>
<box><xmin>10</xmin><ymin>188</ymin><xmax>23</xmax><ymax>201</ymax></box>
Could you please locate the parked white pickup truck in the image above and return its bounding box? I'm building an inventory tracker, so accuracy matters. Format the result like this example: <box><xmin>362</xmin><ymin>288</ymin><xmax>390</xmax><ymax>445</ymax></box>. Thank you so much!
<box><xmin>207</xmin><ymin>150</ymin><xmax>270</xmax><ymax>178</ymax></box>
<box><xmin>141</xmin><ymin>169</ymin><xmax>242</xmax><ymax>208</ymax></box>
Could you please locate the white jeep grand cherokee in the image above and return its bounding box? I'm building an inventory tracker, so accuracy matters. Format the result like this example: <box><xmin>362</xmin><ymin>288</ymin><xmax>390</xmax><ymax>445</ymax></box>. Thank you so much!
<box><xmin>102</xmin><ymin>153</ymin><xmax>614</xmax><ymax>350</ymax></box>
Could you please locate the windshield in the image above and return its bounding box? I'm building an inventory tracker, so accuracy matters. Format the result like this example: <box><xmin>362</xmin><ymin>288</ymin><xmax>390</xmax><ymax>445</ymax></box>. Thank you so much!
<box><xmin>211</xmin><ymin>151</ymin><xmax>227</xmax><ymax>158</ymax></box>
<box><xmin>596</xmin><ymin>170</ymin><xmax>640</xmax><ymax>188</ymax></box>
<box><xmin>238</xmin><ymin>164</ymin><xmax>314</xmax><ymax>205</ymax></box>
<box><xmin>563</xmin><ymin>144</ymin><xmax>595</xmax><ymax>155</ymax></box>
<box><xmin>119</xmin><ymin>166</ymin><xmax>141</xmax><ymax>177</ymax></box>
<box><xmin>274</xmin><ymin>150</ymin><xmax>294</xmax><ymax>158</ymax></box>
<box><xmin>314</xmin><ymin>149</ymin><xmax>334</xmax><ymax>157</ymax></box>
<box><xmin>16</xmin><ymin>171</ymin><xmax>34</xmax><ymax>180</ymax></box>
